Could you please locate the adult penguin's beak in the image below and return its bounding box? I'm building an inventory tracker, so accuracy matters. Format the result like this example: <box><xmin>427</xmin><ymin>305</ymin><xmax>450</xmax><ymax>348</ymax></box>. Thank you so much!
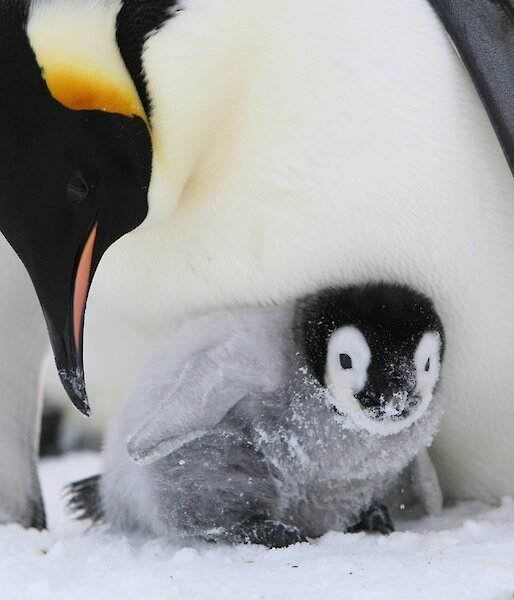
<box><xmin>41</xmin><ymin>224</ymin><xmax>99</xmax><ymax>415</ymax></box>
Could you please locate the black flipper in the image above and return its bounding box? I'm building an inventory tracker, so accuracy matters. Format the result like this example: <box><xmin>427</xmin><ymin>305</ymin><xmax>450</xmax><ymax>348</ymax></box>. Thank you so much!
<box><xmin>347</xmin><ymin>503</ymin><xmax>395</xmax><ymax>535</ymax></box>
<box><xmin>66</xmin><ymin>475</ymin><xmax>103</xmax><ymax>523</ymax></box>
<box><xmin>428</xmin><ymin>0</ymin><xmax>514</xmax><ymax>175</ymax></box>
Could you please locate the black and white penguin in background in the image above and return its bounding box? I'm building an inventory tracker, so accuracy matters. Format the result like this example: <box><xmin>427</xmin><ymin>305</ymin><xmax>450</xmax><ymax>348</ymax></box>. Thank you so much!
<box><xmin>70</xmin><ymin>283</ymin><xmax>445</xmax><ymax>547</ymax></box>
<box><xmin>0</xmin><ymin>0</ymin><xmax>512</xmax><ymax>527</ymax></box>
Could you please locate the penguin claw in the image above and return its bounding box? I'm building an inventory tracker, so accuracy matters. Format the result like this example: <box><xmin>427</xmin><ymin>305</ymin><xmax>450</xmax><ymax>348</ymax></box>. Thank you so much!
<box><xmin>347</xmin><ymin>503</ymin><xmax>395</xmax><ymax>535</ymax></box>
<box><xmin>229</xmin><ymin>518</ymin><xmax>308</xmax><ymax>548</ymax></box>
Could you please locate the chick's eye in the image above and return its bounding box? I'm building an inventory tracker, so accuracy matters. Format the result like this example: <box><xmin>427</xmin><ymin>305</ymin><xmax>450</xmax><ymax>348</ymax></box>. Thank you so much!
<box><xmin>339</xmin><ymin>353</ymin><xmax>352</xmax><ymax>370</ymax></box>
<box><xmin>67</xmin><ymin>171</ymin><xmax>89</xmax><ymax>205</ymax></box>
<box><xmin>425</xmin><ymin>357</ymin><xmax>430</xmax><ymax>372</ymax></box>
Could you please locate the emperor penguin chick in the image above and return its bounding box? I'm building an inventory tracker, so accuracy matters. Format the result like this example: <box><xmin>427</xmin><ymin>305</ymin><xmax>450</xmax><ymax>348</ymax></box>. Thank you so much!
<box><xmin>71</xmin><ymin>283</ymin><xmax>445</xmax><ymax>547</ymax></box>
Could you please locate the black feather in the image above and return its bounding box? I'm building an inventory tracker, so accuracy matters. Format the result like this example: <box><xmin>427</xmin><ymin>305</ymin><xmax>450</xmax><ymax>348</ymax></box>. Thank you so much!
<box><xmin>116</xmin><ymin>0</ymin><xmax>182</xmax><ymax>118</ymax></box>
<box><xmin>66</xmin><ymin>475</ymin><xmax>104</xmax><ymax>523</ymax></box>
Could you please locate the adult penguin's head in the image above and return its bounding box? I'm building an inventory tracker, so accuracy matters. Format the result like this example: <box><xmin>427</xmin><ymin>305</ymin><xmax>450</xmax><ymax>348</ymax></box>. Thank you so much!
<box><xmin>0</xmin><ymin>0</ymin><xmax>175</xmax><ymax>413</ymax></box>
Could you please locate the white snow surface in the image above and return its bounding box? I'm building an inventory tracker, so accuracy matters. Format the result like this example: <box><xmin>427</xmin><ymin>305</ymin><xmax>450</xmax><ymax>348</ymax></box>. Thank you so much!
<box><xmin>1</xmin><ymin>452</ymin><xmax>514</xmax><ymax>600</ymax></box>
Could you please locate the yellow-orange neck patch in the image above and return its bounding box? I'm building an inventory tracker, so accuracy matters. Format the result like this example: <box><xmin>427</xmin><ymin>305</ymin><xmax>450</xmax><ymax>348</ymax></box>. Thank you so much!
<box><xmin>27</xmin><ymin>0</ymin><xmax>146</xmax><ymax>120</ymax></box>
<box><xmin>43</xmin><ymin>66</ymin><xmax>145</xmax><ymax>119</ymax></box>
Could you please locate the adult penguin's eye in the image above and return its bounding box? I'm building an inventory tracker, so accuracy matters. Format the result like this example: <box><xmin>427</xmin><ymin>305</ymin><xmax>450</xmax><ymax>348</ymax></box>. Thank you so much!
<box><xmin>339</xmin><ymin>353</ymin><xmax>352</xmax><ymax>369</ymax></box>
<box><xmin>67</xmin><ymin>171</ymin><xmax>89</xmax><ymax>205</ymax></box>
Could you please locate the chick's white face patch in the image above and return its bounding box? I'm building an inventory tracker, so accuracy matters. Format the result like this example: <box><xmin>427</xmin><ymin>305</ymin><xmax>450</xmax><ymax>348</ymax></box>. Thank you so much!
<box><xmin>325</xmin><ymin>326</ymin><xmax>371</xmax><ymax>421</ymax></box>
<box><xmin>325</xmin><ymin>327</ymin><xmax>442</xmax><ymax>436</ymax></box>
<box><xmin>414</xmin><ymin>332</ymin><xmax>442</xmax><ymax>401</ymax></box>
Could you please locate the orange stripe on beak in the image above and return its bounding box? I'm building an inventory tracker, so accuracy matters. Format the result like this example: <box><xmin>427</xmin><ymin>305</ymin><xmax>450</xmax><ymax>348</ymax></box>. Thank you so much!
<box><xmin>73</xmin><ymin>224</ymin><xmax>97</xmax><ymax>353</ymax></box>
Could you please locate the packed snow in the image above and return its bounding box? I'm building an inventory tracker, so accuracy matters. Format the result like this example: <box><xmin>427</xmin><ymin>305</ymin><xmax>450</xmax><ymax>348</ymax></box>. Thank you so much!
<box><xmin>0</xmin><ymin>452</ymin><xmax>512</xmax><ymax>600</ymax></box>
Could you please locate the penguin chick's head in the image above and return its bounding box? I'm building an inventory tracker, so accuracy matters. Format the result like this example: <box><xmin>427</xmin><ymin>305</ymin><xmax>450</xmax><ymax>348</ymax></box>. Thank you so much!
<box><xmin>295</xmin><ymin>283</ymin><xmax>445</xmax><ymax>435</ymax></box>
<box><xmin>0</xmin><ymin>0</ymin><xmax>159</xmax><ymax>412</ymax></box>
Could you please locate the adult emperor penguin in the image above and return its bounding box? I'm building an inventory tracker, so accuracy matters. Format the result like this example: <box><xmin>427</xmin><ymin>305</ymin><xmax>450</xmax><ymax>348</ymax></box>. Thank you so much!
<box><xmin>0</xmin><ymin>0</ymin><xmax>513</xmax><ymax>527</ymax></box>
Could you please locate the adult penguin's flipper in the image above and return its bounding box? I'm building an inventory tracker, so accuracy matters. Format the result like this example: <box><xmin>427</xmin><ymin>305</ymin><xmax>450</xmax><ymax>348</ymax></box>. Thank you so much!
<box><xmin>429</xmin><ymin>0</ymin><xmax>514</xmax><ymax>176</ymax></box>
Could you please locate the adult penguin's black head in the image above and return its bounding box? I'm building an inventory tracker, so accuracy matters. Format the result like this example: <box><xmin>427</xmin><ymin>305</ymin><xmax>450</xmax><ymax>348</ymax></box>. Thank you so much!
<box><xmin>0</xmin><ymin>0</ymin><xmax>162</xmax><ymax>413</ymax></box>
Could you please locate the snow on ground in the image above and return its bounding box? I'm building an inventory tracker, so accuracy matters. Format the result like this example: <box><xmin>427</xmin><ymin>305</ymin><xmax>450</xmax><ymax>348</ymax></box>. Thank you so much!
<box><xmin>0</xmin><ymin>453</ymin><xmax>513</xmax><ymax>600</ymax></box>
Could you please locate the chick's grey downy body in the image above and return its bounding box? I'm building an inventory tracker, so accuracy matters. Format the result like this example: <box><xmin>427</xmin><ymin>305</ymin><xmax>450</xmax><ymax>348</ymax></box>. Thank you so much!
<box><xmin>83</xmin><ymin>283</ymin><xmax>445</xmax><ymax>546</ymax></box>
<box><xmin>150</xmin><ymin>369</ymin><xmax>443</xmax><ymax>542</ymax></box>
<box><xmin>100</xmin><ymin>306</ymin><xmax>295</xmax><ymax>537</ymax></box>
